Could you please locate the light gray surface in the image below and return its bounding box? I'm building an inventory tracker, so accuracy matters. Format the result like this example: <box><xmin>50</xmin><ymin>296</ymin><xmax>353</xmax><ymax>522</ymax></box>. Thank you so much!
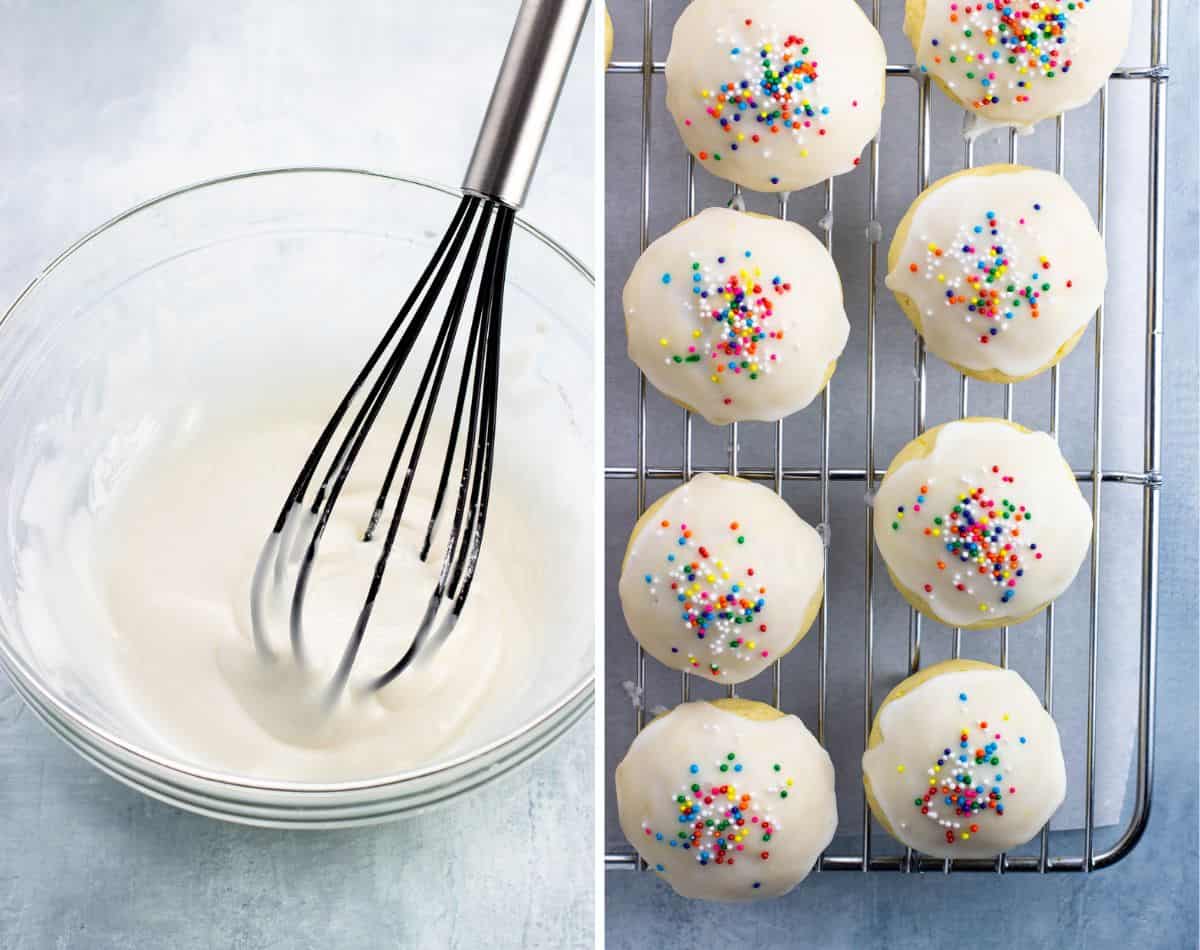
<box><xmin>0</xmin><ymin>3</ymin><xmax>595</xmax><ymax>948</ymax></box>
<box><xmin>604</xmin><ymin>0</ymin><xmax>1198</xmax><ymax>947</ymax></box>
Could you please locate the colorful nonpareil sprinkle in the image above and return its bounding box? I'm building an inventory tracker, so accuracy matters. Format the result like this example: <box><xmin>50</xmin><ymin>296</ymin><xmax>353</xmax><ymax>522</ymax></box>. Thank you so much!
<box><xmin>891</xmin><ymin>468</ymin><xmax>1043</xmax><ymax>615</ymax></box>
<box><xmin>641</xmin><ymin>752</ymin><xmax>792</xmax><ymax>884</ymax></box>
<box><xmin>920</xmin><ymin>1</ymin><xmax>1094</xmax><ymax>113</ymax></box>
<box><xmin>645</xmin><ymin>518</ymin><xmax>769</xmax><ymax>678</ymax></box>
<box><xmin>898</xmin><ymin>691</ymin><xmax>1022</xmax><ymax>846</ymax></box>
<box><xmin>658</xmin><ymin>250</ymin><xmax>791</xmax><ymax>409</ymax></box>
<box><xmin>694</xmin><ymin>22</ymin><xmax>833</xmax><ymax>185</ymax></box>
<box><xmin>905</xmin><ymin>203</ymin><xmax>1070</xmax><ymax>345</ymax></box>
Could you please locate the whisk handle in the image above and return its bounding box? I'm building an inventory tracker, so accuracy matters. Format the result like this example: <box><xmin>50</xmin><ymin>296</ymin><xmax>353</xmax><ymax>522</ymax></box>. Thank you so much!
<box><xmin>462</xmin><ymin>0</ymin><xmax>591</xmax><ymax>209</ymax></box>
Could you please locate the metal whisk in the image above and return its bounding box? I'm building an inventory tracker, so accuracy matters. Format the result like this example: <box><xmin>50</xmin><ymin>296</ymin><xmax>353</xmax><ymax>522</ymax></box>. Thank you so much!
<box><xmin>249</xmin><ymin>0</ymin><xmax>590</xmax><ymax>701</ymax></box>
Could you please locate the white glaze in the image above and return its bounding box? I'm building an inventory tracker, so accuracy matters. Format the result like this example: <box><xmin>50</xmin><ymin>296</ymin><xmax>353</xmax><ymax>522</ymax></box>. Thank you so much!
<box><xmin>93</xmin><ymin>410</ymin><xmax>540</xmax><ymax>781</ymax></box>
<box><xmin>616</xmin><ymin>701</ymin><xmax>836</xmax><ymax>900</ymax></box>
<box><xmin>619</xmin><ymin>473</ymin><xmax>823</xmax><ymax>684</ymax></box>
<box><xmin>623</xmin><ymin>207</ymin><xmax>849</xmax><ymax>425</ymax></box>
<box><xmin>862</xmin><ymin>666</ymin><xmax>1066</xmax><ymax>859</ymax></box>
<box><xmin>910</xmin><ymin>0</ymin><xmax>1132</xmax><ymax>129</ymax></box>
<box><xmin>886</xmin><ymin>166</ymin><xmax>1106</xmax><ymax>379</ymax></box>
<box><xmin>873</xmin><ymin>420</ymin><xmax>1091</xmax><ymax>627</ymax></box>
<box><xmin>664</xmin><ymin>0</ymin><xmax>886</xmax><ymax>193</ymax></box>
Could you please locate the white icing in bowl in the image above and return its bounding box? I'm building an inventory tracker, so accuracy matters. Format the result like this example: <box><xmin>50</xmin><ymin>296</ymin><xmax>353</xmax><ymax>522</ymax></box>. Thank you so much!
<box><xmin>0</xmin><ymin>170</ymin><xmax>593</xmax><ymax>824</ymax></box>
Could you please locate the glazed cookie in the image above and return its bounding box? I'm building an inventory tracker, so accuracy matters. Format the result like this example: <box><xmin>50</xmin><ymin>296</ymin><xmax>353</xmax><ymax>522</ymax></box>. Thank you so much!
<box><xmin>905</xmin><ymin>0</ymin><xmax>1132</xmax><ymax>132</ymax></box>
<box><xmin>886</xmin><ymin>164</ymin><xmax>1106</xmax><ymax>383</ymax></box>
<box><xmin>874</xmin><ymin>418</ymin><xmax>1091</xmax><ymax>629</ymax></box>
<box><xmin>862</xmin><ymin>659</ymin><xmax>1066</xmax><ymax>859</ymax></box>
<box><xmin>619</xmin><ymin>473</ymin><xmax>824</xmax><ymax>684</ymax></box>
<box><xmin>623</xmin><ymin>207</ymin><xmax>849</xmax><ymax>425</ymax></box>
<box><xmin>664</xmin><ymin>0</ymin><xmax>886</xmax><ymax>193</ymax></box>
<box><xmin>616</xmin><ymin>699</ymin><xmax>837</xmax><ymax>900</ymax></box>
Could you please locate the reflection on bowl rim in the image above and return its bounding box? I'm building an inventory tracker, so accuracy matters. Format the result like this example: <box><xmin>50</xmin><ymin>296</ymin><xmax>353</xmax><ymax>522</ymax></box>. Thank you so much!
<box><xmin>0</xmin><ymin>166</ymin><xmax>594</xmax><ymax>797</ymax></box>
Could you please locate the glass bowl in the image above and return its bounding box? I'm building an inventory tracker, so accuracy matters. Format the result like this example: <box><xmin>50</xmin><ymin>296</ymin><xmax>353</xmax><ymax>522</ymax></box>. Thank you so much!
<box><xmin>0</xmin><ymin>168</ymin><xmax>593</xmax><ymax>827</ymax></box>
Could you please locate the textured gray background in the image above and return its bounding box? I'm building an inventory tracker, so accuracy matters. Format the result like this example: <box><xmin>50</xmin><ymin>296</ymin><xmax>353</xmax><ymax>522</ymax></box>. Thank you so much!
<box><xmin>604</xmin><ymin>1</ymin><xmax>1199</xmax><ymax>947</ymax></box>
<box><xmin>0</xmin><ymin>3</ymin><xmax>595</xmax><ymax>949</ymax></box>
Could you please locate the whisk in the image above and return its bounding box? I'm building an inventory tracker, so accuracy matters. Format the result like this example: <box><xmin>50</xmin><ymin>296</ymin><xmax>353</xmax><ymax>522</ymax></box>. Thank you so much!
<box><xmin>249</xmin><ymin>0</ymin><xmax>591</xmax><ymax>701</ymax></box>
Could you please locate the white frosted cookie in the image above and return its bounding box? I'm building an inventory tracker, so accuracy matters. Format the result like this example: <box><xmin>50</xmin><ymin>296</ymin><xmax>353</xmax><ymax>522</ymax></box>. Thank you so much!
<box><xmin>664</xmin><ymin>0</ymin><xmax>886</xmax><ymax>193</ymax></box>
<box><xmin>616</xmin><ymin>699</ymin><xmax>836</xmax><ymax>900</ymax></box>
<box><xmin>905</xmin><ymin>0</ymin><xmax>1132</xmax><ymax>132</ymax></box>
<box><xmin>623</xmin><ymin>207</ymin><xmax>849</xmax><ymax>425</ymax></box>
<box><xmin>886</xmin><ymin>164</ymin><xmax>1106</xmax><ymax>383</ymax></box>
<box><xmin>873</xmin><ymin>419</ymin><xmax>1091</xmax><ymax>629</ymax></box>
<box><xmin>862</xmin><ymin>660</ymin><xmax>1066</xmax><ymax>859</ymax></box>
<box><xmin>619</xmin><ymin>473</ymin><xmax>824</xmax><ymax>684</ymax></box>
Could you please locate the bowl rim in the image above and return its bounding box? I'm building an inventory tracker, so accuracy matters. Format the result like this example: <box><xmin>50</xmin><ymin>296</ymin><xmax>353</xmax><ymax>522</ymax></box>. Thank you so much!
<box><xmin>0</xmin><ymin>165</ymin><xmax>594</xmax><ymax>795</ymax></box>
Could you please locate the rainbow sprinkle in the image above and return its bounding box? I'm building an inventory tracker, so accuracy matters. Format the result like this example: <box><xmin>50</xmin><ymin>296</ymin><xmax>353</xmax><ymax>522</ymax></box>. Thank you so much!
<box><xmin>899</xmin><ymin>691</ymin><xmax>1022</xmax><ymax>847</ymax></box>
<box><xmin>921</xmin><ymin>2</ymin><xmax>1095</xmax><ymax>113</ymax></box>
<box><xmin>890</xmin><ymin>468</ymin><xmax>1044</xmax><ymax>615</ymax></box>
<box><xmin>659</xmin><ymin>250</ymin><xmax>791</xmax><ymax>410</ymax></box>
<box><xmin>905</xmin><ymin>203</ymin><xmax>1070</xmax><ymax>346</ymax></box>
<box><xmin>645</xmin><ymin>518</ymin><xmax>769</xmax><ymax>677</ymax></box>
<box><xmin>692</xmin><ymin>21</ymin><xmax>834</xmax><ymax>185</ymax></box>
<box><xmin>641</xmin><ymin>752</ymin><xmax>792</xmax><ymax>885</ymax></box>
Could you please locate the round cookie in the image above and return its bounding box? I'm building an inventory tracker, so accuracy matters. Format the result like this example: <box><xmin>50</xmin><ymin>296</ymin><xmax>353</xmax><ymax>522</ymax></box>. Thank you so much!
<box><xmin>886</xmin><ymin>164</ymin><xmax>1107</xmax><ymax>383</ymax></box>
<box><xmin>616</xmin><ymin>699</ymin><xmax>837</xmax><ymax>900</ymax></box>
<box><xmin>623</xmin><ymin>207</ymin><xmax>849</xmax><ymax>425</ymax></box>
<box><xmin>862</xmin><ymin>659</ymin><xmax>1066</xmax><ymax>859</ymax></box>
<box><xmin>905</xmin><ymin>0</ymin><xmax>1132</xmax><ymax>132</ymax></box>
<box><xmin>619</xmin><ymin>473</ymin><xmax>824</xmax><ymax>684</ymax></box>
<box><xmin>664</xmin><ymin>0</ymin><xmax>886</xmax><ymax>193</ymax></box>
<box><xmin>873</xmin><ymin>418</ymin><xmax>1091</xmax><ymax>630</ymax></box>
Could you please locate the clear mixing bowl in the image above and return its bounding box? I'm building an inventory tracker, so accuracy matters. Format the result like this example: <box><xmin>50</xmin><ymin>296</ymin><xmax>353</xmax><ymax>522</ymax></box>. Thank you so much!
<box><xmin>0</xmin><ymin>168</ymin><xmax>593</xmax><ymax>827</ymax></box>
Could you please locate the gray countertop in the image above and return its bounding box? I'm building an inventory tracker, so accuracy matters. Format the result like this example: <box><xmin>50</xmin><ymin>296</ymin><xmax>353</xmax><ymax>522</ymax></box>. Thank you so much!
<box><xmin>603</xmin><ymin>0</ymin><xmax>1198</xmax><ymax>947</ymax></box>
<box><xmin>0</xmin><ymin>3</ymin><xmax>595</xmax><ymax>948</ymax></box>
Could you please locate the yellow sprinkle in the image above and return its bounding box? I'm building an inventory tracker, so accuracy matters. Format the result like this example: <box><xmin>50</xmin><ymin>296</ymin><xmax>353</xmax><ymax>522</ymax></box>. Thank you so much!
<box><xmin>693</xmin><ymin>329</ymin><xmax>702</xmax><ymax>338</ymax></box>
<box><xmin>659</xmin><ymin>338</ymin><xmax>668</xmax><ymax>346</ymax></box>
<box><xmin>962</xmin><ymin>832</ymin><xmax>971</xmax><ymax>840</ymax></box>
<box><xmin>896</xmin><ymin>765</ymin><xmax>906</xmax><ymax>774</ymax></box>
<box><xmin>800</xmin><ymin>149</ymin><xmax>809</xmax><ymax>158</ymax></box>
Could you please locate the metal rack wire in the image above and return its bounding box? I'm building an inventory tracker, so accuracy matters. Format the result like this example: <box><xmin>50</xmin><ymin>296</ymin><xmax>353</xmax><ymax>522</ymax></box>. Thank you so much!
<box><xmin>606</xmin><ymin>0</ymin><xmax>1169</xmax><ymax>873</ymax></box>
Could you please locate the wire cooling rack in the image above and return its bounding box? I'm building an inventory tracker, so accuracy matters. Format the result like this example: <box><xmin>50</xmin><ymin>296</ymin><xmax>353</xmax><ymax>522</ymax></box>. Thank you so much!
<box><xmin>605</xmin><ymin>0</ymin><xmax>1169</xmax><ymax>873</ymax></box>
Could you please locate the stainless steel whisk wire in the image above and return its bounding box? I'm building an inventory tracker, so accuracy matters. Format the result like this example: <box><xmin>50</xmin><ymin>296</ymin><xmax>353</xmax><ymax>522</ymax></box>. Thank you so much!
<box><xmin>249</xmin><ymin>0</ymin><xmax>589</xmax><ymax>699</ymax></box>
